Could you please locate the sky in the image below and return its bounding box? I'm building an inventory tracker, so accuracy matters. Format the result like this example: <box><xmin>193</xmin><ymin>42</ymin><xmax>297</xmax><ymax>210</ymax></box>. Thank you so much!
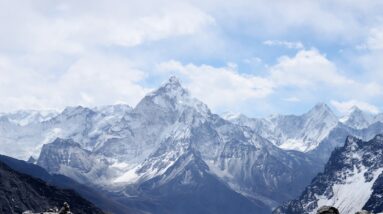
<box><xmin>0</xmin><ymin>0</ymin><xmax>383</xmax><ymax>117</ymax></box>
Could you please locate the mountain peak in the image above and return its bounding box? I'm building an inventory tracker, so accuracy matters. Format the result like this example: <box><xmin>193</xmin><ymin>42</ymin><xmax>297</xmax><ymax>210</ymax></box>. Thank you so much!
<box><xmin>350</xmin><ymin>105</ymin><xmax>362</xmax><ymax>113</ymax></box>
<box><xmin>152</xmin><ymin>76</ymin><xmax>187</xmax><ymax>97</ymax></box>
<box><xmin>137</xmin><ymin>76</ymin><xmax>190</xmax><ymax>108</ymax></box>
<box><xmin>167</xmin><ymin>76</ymin><xmax>181</xmax><ymax>85</ymax></box>
<box><xmin>340</xmin><ymin>106</ymin><xmax>374</xmax><ymax>129</ymax></box>
<box><xmin>306</xmin><ymin>103</ymin><xmax>336</xmax><ymax>119</ymax></box>
<box><xmin>312</xmin><ymin>102</ymin><xmax>332</xmax><ymax>112</ymax></box>
<box><xmin>62</xmin><ymin>106</ymin><xmax>95</xmax><ymax>117</ymax></box>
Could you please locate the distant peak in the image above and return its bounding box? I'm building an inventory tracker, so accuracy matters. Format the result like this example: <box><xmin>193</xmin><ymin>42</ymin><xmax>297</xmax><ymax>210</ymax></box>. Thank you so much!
<box><xmin>308</xmin><ymin>103</ymin><xmax>334</xmax><ymax>115</ymax></box>
<box><xmin>62</xmin><ymin>106</ymin><xmax>94</xmax><ymax>115</ymax></box>
<box><xmin>313</xmin><ymin>102</ymin><xmax>329</xmax><ymax>110</ymax></box>
<box><xmin>168</xmin><ymin>76</ymin><xmax>181</xmax><ymax>85</ymax></box>
<box><xmin>51</xmin><ymin>138</ymin><xmax>80</xmax><ymax>147</ymax></box>
<box><xmin>349</xmin><ymin>106</ymin><xmax>363</xmax><ymax>114</ymax></box>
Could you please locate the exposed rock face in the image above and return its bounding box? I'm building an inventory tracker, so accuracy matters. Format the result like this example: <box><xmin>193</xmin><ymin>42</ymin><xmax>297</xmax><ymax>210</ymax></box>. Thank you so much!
<box><xmin>36</xmin><ymin>138</ymin><xmax>111</xmax><ymax>185</ymax></box>
<box><xmin>316</xmin><ymin>206</ymin><xmax>339</xmax><ymax>214</ymax></box>
<box><xmin>23</xmin><ymin>201</ymin><xmax>71</xmax><ymax>214</ymax></box>
<box><xmin>355</xmin><ymin>211</ymin><xmax>371</xmax><ymax>214</ymax></box>
<box><xmin>274</xmin><ymin>135</ymin><xmax>383</xmax><ymax>214</ymax></box>
<box><xmin>0</xmin><ymin>161</ymin><xmax>104</xmax><ymax>214</ymax></box>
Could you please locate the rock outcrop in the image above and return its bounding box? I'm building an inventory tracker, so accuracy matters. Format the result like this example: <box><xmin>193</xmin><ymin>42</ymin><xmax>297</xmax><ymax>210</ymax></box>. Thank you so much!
<box><xmin>0</xmin><ymin>161</ymin><xmax>104</xmax><ymax>214</ymax></box>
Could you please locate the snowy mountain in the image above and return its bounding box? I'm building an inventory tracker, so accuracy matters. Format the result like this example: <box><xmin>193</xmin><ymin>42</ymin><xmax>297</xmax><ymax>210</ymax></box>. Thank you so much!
<box><xmin>340</xmin><ymin>107</ymin><xmax>375</xmax><ymax>129</ymax></box>
<box><xmin>227</xmin><ymin>104</ymin><xmax>383</xmax><ymax>165</ymax></box>
<box><xmin>226</xmin><ymin>103</ymin><xmax>339</xmax><ymax>152</ymax></box>
<box><xmin>117</xmin><ymin>148</ymin><xmax>270</xmax><ymax>214</ymax></box>
<box><xmin>274</xmin><ymin>135</ymin><xmax>383</xmax><ymax>214</ymax></box>
<box><xmin>0</xmin><ymin>110</ymin><xmax>58</xmax><ymax>126</ymax></box>
<box><xmin>1</xmin><ymin>76</ymin><xmax>383</xmax><ymax>213</ymax></box>
<box><xmin>18</xmin><ymin>77</ymin><xmax>320</xmax><ymax>213</ymax></box>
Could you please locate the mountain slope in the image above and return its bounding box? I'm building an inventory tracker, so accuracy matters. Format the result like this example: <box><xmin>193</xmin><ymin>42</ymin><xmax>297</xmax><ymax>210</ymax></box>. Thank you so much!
<box><xmin>308</xmin><ymin>122</ymin><xmax>383</xmax><ymax>163</ymax></box>
<box><xmin>340</xmin><ymin>107</ymin><xmax>375</xmax><ymax>129</ymax></box>
<box><xmin>0</xmin><ymin>160</ymin><xmax>104</xmax><ymax>214</ymax></box>
<box><xmin>274</xmin><ymin>134</ymin><xmax>383</xmax><ymax>214</ymax></box>
<box><xmin>118</xmin><ymin>149</ymin><xmax>270</xmax><ymax>214</ymax></box>
<box><xmin>37</xmin><ymin>138</ymin><xmax>113</xmax><ymax>185</ymax></box>
<box><xmin>0</xmin><ymin>154</ymin><xmax>137</xmax><ymax>214</ymax></box>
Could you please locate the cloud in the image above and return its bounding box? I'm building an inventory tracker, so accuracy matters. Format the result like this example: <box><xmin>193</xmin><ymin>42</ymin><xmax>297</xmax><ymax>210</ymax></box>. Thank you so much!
<box><xmin>0</xmin><ymin>53</ymin><xmax>150</xmax><ymax>111</ymax></box>
<box><xmin>263</xmin><ymin>40</ymin><xmax>304</xmax><ymax>49</ymax></box>
<box><xmin>55</xmin><ymin>54</ymin><xmax>150</xmax><ymax>107</ymax></box>
<box><xmin>0</xmin><ymin>0</ymin><xmax>215</xmax><ymax>54</ymax></box>
<box><xmin>155</xmin><ymin>48</ymin><xmax>383</xmax><ymax>114</ymax></box>
<box><xmin>0</xmin><ymin>0</ymin><xmax>383</xmax><ymax>116</ymax></box>
<box><xmin>269</xmin><ymin>49</ymin><xmax>382</xmax><ymax>99</ymax></box>
<box><xmin>270</xmin><ymin>49</ymin><xmax>352</xmax><ymax>87</ymax></box>
<box><xmin>358</xmin><ymin>27</ymin><xmax>383</xmax><ymax>51</ymax></box>
<box><xmin>157</xmin><ymin>60</ymin><xmax>274</xmax><ymax>109</ymax></box>
<box><xmin>0</xmin><ymin>0</ymin><xmax>215</xmax><ymax>112</ymax></box>
<box><xmin>199</xmin><ymin>0</ymin><xmax>383</xmax><ymax>43</ymax></box>
<box><xmin>331</xmin><ymin>100</ymin><xmax>380</xmax><ymax>114</ymax></box>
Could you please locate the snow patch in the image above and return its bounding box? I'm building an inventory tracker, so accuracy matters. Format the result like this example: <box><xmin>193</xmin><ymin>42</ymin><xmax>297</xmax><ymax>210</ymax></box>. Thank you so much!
<box><xmin>312</xmin><ymin>166</ymin><xmax>383</xmax><ymax>214</ymax></box>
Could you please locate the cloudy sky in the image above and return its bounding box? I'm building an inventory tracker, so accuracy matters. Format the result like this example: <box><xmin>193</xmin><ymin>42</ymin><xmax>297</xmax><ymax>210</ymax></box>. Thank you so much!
<box><xmin>1</xmin><ymin>0</ymin><xmax>383</xmax><ymax>117</ymax></box>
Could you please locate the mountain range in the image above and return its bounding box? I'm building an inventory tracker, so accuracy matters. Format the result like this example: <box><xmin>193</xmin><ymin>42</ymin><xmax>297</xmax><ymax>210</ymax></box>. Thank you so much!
<box><xmin>1</xmin><ymin>76</ymin><xmax>383</xmax><ymax>213</ymax></box>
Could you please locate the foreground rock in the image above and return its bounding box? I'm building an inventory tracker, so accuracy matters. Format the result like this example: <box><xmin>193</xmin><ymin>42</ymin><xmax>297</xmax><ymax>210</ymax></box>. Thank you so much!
<box><xmin>316</xmin><ymin>206</ymin><xmax>371</xmax><ymax>214</ymax></box>
<box><xmin>0</xmin><ymin>161</ymin><xmax>104</xmax><ymax>214</ymax></box>
<box><xmin>317</xmin><ymin>206</ymin><xmax>339</xmax><ymax>214</ymax></box>
<box><xmin>23</xmin><ymin>202</ymin><xmax>72</xmax><ymax>213</ymax></box>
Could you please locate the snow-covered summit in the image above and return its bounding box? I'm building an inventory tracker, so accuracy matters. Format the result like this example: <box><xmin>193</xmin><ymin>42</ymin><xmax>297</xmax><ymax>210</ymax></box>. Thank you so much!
<box><xmin>135</xmin><ymin>76</ymin><xmax>210</xmax><ymax>118</ymax></box>
<box><xmin>0</xmin><ymin>109</ymin><xmax>58</xmax><ymax>126</ymax></box>
<box><xmin>340</xmin><ymin>106</ymin><xmax>375</xmax><ymax>129</ymax></box>
<box><xmin>305</xmin><ymin>103</ymin><xmax>337</xmax><ymax>120</ymax></box>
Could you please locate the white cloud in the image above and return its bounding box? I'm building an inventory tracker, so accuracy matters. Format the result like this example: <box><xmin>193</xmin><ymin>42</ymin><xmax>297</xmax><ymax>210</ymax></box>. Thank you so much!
<box><xmin>55</xmin><ymin>54</ymin><xmax>150</xmax><ymax>107</ymax></box>
<box><xmin>0</xmin><ymin>53</ymin><xmax>150</xmax><ymax>112</ymax></box>
<box><xmin>331</xmin><ymin>100</ymin><xmax>380</xmax><ymax>114</ymax></box>
<box><xmin>270</xmin><ymin>49</ymin><xmax>352</xmax><ymax>87</ymax></box>
<box><xmin>263</xmin><ymin>40</ymin><xmax>304</xmax><ymax>49</ymax></box>
<box><xmin>0</xmin><ymin>0</ymin><xmax>383</xmax><ymax>116</ymax></box>
<box><xmin>360</xmin><ymin>27</ymin><xmax>383</xmax><ymax>51</ymax></box>
<box><xmin>0</xmin><ymin>0</ymin><xmax>214</xmax><ymax>54</ymax></box>
<box><xmin>198</xmin><ymin>0</ymin><xmax>383</xmax><ymax>42</ymax></box>
<box><xmin>0</xmin><ymin>0</ymin><xmax>214</xmax><ymax>112</ymax></box>
<box><xmin>155</xmin><ymin>48</ymin><xmax>383</xmax><ymax>113</ymax></box>
<box><xmin>269</xmin><ymin>49</ymin><xmax>382</xmax><ymax>99</ymax></box>
<box><xmin>157</xmin><ymin>60</ymin><xmax>274</xmax><ymax>109</ymax></box>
